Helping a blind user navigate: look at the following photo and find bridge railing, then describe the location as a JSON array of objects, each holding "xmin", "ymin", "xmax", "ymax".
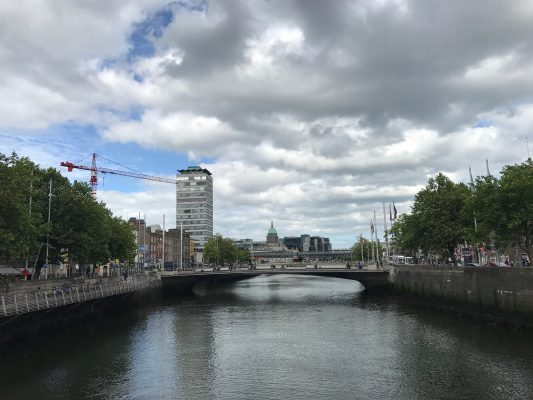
[{"xmin": 0, "ymin": 275, "xmax": 160, "ymax": 318}]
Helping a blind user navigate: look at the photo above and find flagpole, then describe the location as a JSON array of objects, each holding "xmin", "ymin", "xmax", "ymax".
[
  {"xmin": 389, "ymin": 203, "xmax": 393, "ymax": 262},
  {"xmin": 373, "ymin": 210, "xmax": 380, "ymax": 268},
  {"xmin": 382, "ymin": 202, "xmax": 389, "ymax": 264},
  {"xmin": 360, "ymin": 233, "xmax": 364, "ymax": 264},
  {"xmin": 370, "ymin": 219, "xmax": 375, "ymax": 265}
]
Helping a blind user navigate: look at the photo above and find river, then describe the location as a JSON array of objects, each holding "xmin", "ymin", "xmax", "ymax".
[{"xmin": 1, "ymin": 275, "xmax": 533, "ymax": 399}]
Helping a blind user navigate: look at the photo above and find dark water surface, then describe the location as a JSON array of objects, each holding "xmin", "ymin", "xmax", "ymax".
[{"xmin": 2, "ymin": 275, "xmax": 533, "ymax": 399}]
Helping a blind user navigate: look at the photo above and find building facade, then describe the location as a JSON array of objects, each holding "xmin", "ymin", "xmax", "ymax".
[
  {"xmin": 281, "ymin": 234, "xmax": 331, "ymax": 252},
  {"xmin": 164, "ymin": 227, "xmax": 193, "ymax": 269},
  {"xmin": 176, "ymin": 166, "xmax": 213, "ymax": 253},
  {"xmin": 128, "ymin": 218, "xmax": 192, "ymax": 269},
  {"xmin": 128, "ymin": 217, "xmax": 150, "ymax": 268}
]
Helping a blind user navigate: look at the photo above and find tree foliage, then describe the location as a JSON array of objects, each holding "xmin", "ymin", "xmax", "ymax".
[
  {"xmin": 0, "ymin": 152, "xmax": 136, "ymax": 277},
  {"xmin": 203, "ymin": 234, "xmax": 241, "ymax": 265},
  {"xmin": 0, "ymin": 153, "xmax": 41, "ymax": 264},
  {"xmin": 409, "ymin": 173, "xmax": 470, "ymax": 263},
  {"xmin": 389, "ymin": 213, "xmax": 421, "ymax": 256},
  {"xmin": 465, "ymin": 159, "xmax": 533, "ymax": 262},
  {"xmin": 392, "ymin": 161, "xmax": 533, "ymax": 264}
]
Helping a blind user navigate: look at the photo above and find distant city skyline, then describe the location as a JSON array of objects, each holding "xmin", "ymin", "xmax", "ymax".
[{"xmin": 2, "ymin": 1, "xmax": 533, "ymax": 248}]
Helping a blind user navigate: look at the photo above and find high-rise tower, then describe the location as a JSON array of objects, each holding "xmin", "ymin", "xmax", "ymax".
[{"xmin": 176, "ymin": 166, "xmax": 213, "ymax": 254}]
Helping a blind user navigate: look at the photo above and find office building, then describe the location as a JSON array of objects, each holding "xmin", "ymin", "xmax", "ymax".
[
  {"xmin": 176, "ymin": 166, "xmax": 213, "ymax": 253},
  {"xmin": 282, "ymin": 234, "xmax": 331, "ymax": 252}
]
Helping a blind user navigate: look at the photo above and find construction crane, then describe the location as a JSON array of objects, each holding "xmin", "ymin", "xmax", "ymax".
[{"xmin": 60, "ymin": 153, "xmax": 175, "ymax": 198}]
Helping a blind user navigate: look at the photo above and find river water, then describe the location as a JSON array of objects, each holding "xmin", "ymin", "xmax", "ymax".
[{"xmin": 2, "ymin": 275, "xmax": 533, "ymax": 399}]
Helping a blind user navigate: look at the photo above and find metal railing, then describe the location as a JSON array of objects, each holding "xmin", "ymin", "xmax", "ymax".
[{"xmin": 0, "ymin": 276, "xmax": 160, "ymax": 317}]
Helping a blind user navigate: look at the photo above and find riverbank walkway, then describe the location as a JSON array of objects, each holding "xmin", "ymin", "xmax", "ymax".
[{"xmin": 0, "ymin": 273, "xmax": 160, "ymax": 318}]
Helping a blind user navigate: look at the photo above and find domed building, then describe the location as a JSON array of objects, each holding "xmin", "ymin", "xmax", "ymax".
[{"xmin": 266, "ymin": 221, "xmax": 279, "ymax": 246}]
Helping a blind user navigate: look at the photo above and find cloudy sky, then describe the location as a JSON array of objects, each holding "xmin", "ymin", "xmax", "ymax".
[{"xmin": 1, "ymin": 1, "xmax": 532, "ymax": 248}]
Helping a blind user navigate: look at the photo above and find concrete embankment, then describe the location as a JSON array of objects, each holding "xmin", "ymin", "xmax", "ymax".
[
  {"xmin": 0, "ymin": 274, "xmax": 160, "ymax": 345},
  {"xmin": 390, "ymin": 265, "xmax": 533, "ymax": 327}
]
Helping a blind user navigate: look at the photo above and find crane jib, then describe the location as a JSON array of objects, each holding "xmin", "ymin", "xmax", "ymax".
[{"xmin": 60, "ymin": 156, "xmax": 176, "ymax": 199}]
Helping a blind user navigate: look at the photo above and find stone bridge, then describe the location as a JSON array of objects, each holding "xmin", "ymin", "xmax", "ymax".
[{"xmin": 161, "ymin": 269, "xmax": 390, "ymax": 293}]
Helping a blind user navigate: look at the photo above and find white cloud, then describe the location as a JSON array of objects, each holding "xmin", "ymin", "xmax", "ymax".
[{"xmin": 2, "ymin": 0, "xmax": 533, "ymax": 247}]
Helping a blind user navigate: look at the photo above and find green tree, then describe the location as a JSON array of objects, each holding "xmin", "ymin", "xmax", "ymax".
[
  {"xmin": 237, "ymin": 248, "xmax": 251, "ymax": 263},
  {"xmin": 389, "ymin": 213, "xmax": 421, "ymax": 256},
  {"xmin": 203, "ymin": 234, "xmax": 239, "ymax": 265},
  {"xmin": 0, "ymin": 152, "xmax": 136, "ymax": 278},
  {"xmin": 499, "ymin": 159, "xmax": 533, "ymax": 262},
  {"xmin": 462, "ymin": 175, "xmax": 502, "ymax": 247},
  {"xmin": 107, "ymin": 216, "xmax": 137, "ymax": 263},
  {"xmin": 0, "ymin": 153, "xmax": 47, "ymax": 267},
  {"xmin": 463, "ymin": 159, "xmax": 533, "ymax": 263},
  {"xmin": 398, "ymin": 173, "xmax": 470, "ymax": 264}
]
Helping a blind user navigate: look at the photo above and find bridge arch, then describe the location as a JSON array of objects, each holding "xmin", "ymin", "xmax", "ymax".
[{"xmin": 161, "ymin": 270, "xmax": 390, "ymax": 293}]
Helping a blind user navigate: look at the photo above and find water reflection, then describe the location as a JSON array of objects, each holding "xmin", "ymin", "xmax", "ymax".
[{"xmin": 1, "ymin": 275, "xmax": 533, "ymax": 399}]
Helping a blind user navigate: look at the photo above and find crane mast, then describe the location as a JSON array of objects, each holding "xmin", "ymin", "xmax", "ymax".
[{"xmin": 60, "ymin": 153, "xmax": 175, "ymax": 198}]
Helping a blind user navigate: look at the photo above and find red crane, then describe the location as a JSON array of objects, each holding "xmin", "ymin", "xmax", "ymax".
[{"xmin": 60, "ymin": 153, "xmax": 175, "ymax": 198}]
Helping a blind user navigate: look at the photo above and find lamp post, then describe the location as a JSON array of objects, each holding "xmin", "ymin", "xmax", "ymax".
[
  {"xmin": 137, "ymin": 212, "xmax": 141, "ymax": 273},
  {"xmin": 45, "ymin": 178, "xmax": 52, "ymax": 279},
  {"xmin": 142, "ymin": 214, "xmax": 146, "ymax": 272},
  {"xmin": 180, "ymin": 222, "xmax": 183, "ymax": 271},
  {"xmin": 162, "ymin": 214, "xmax": 165, "ymax": 271},
  {"xmin": 25, "ymin": 173, "xmax": 33, "ymax": 274}
]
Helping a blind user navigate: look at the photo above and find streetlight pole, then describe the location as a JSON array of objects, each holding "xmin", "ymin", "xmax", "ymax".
[
  {"xmin": 162, "ymin": 214, "xmax": 165, "ymax": 271},
  {"xmin": 137, "ymin": 212, "xmax": 141, "ymax": 273},
  {"xmin": 25, "ymin": 173, "xmax": 33, "ymax": 275},
  {"xmin": 143, "ymin": 214, "xmax": 147, "ymax": 271},
  {"xmin": 45, "ymin": 178, "xmax": 52, "ymax": 279}
]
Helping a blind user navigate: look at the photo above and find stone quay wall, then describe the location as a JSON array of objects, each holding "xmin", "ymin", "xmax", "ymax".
[{"xmin": 390, "ymin": 265, "xmax": 533, "ymax": 326}]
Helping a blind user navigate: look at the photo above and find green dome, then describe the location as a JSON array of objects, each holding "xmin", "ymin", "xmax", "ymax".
[{"xmin": 267, "ymin": 221, "xmax": 277, "ymax": 235}]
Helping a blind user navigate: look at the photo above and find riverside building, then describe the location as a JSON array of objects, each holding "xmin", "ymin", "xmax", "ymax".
[
  {"xmin": 282, "ymin": 234, "xmax": 331, "ymax": 252},
  {"xmin": 176, "ymin": 166, "xmax": 213, "ymax": 255}
]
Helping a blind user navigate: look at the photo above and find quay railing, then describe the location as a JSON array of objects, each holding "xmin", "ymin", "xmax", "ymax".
[{"xmin": 0, "ymin": 275, "xmax": 160, "ymax": 318}]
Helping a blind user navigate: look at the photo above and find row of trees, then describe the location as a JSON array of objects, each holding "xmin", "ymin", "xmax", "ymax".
[
  {"xmin": 390, "ymin": 159, "xmax": 533, "ymax": 264},
  {"xmin": 202, "ymin": 234, "xmax": 251, "ymax": 266},
  {"xmin": 0, "ymin": 152, "xmax": 136, "ymax": 278}
]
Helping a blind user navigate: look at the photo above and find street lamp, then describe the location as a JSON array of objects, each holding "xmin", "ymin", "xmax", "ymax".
[
  {"xmin": 33, "ymin": 243, "xmax": 56, "ymax": 279},
  {"xmin": 45, "ymin": 178, "xmax": 52, "ymax": 279}
]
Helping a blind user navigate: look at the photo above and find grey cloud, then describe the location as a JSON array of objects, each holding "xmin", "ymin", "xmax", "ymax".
[
  {"xmin": 161, "ymin": 0, "xmax": 252, "ymax": 77},
  {"xmin": 160, "ymin": 0, "xmax": 533, "ymax": 134}
]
